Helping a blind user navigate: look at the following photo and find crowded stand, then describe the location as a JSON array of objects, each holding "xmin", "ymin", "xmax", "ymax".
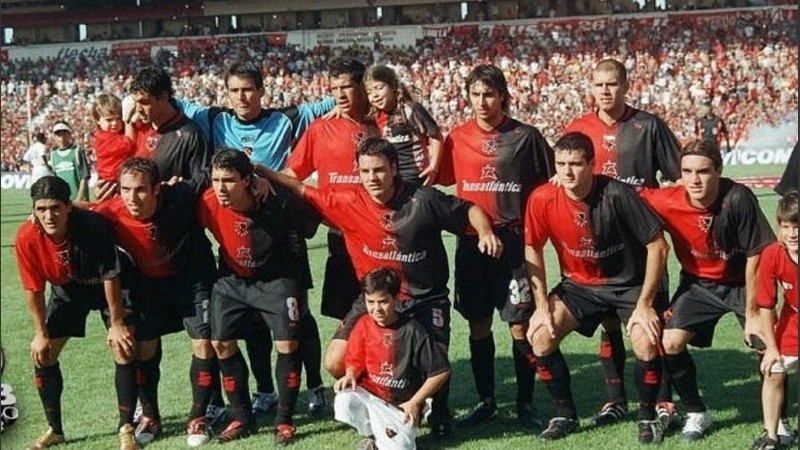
[{"xmin": 1, "ymin": 6, "xmax": 796, "ymax": 174}]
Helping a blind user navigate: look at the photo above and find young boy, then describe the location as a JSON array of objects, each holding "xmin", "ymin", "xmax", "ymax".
[
  {"xmin": 91, "ymin": 93, "xmax": 136, "ymax": 183},
  {"xmin": 333, "ymin": 268, "xmax": 451, "ymax": 450},
  {"xmin": 752, "ymin": 191, "xmax": 798, "ymax": 450}
]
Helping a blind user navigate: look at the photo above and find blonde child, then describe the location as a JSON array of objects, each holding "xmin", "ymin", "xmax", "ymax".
[{"xmin": 90, "ymin": 93, "xmax": 136, "ymax": 183}]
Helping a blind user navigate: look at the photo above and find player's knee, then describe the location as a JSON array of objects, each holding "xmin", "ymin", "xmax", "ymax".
[
  {"xmin": 661, "ymin": 332, "xmax": 686, "ymax": 355},
  {"xmin": 531, "ymin": 329, "xmax": 557, "ymax": 356},
  {"xmin": 191, "ymin": 339, "xmax": 215, "ymax": 359},
  {"xmin": 468, "ymin": 318, "xmax": 493, "ymax": 339},
  {"xmin": 764, "ymin": 370, "xmax": 786, "ymax": 387},
  {"xmin": 509, "ymin": 321, "xmax": 527, "ymax": 340},
  {"xmin": 324, "ymin": 342, "xmax": 346, "ymax": 378},
  {"xmin": 274, "ymin": 340, "xmax": 298, "ymax": 354},
  {"xmin": 137, "ymin": 339, "xmax": 159, "ymax": 361},
  {"xmin": 212, "ymin": 340, "xmax": 238, "ymax": 359},
  {"xmin": 630, "ymin": 333, "xmax": 658, "ymax": 361}
]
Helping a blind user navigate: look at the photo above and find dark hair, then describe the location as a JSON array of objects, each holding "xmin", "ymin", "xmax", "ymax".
[
  {"xmin": 554, "ymin": 132, "xmax": 595, "ymax": 162},
  {"xmin": 595, "ymin": 58, "xmax": 628, "ymax": 84},
  {"xmin": 119, "ymin": 157, "xmax": 161, "ymax": 186},
  {"xmin": 328, "ymin": 57, "xmax": 366, "ymax": 85},
  {"xmin": 129, "ymin": 67, "xmax": 173, "ymax": 98},
  {"xmin": 465, "ymin": 64, "xmax": 510, "ymax": 112},
  {"xmin": 361, "ymin": 267, "xmax": 401, "ymax": 297},
  {"xmin": 681, "ymin": 140, "xmax": 723, "ymax": 171},
  {"xmin": 211, "ymin": 148, "xmax": 253, "ymax": 180},
  {"xmin": 225, "ymin": 61, "xmax": 263, "ymax": 90},
  {"xmin": 34, "ymin": 132, "xmax": 46, "ymax": 143},
  {"xmin": 777, "ymin": 191, "xmax": 798, "ymax": 224},
  {"xmin": 31, "ymin": 175, "xmax": 71, "ymax": 203},
  {"xmin": 365, "ymin": 65, "xmax": 417, "ymax": 129},
  {"xmin": 356, "ymin": 137, "xmax": 399, "ymax": 170}
]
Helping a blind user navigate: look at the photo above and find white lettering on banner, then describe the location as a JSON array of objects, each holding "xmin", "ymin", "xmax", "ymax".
[
  {"xmin": 722, "ymin": 147, "xmax": 792, "ymax": 166},
  {"xmin": 1, "ymin": 173, "xmax": 98, "ymax": 190}
]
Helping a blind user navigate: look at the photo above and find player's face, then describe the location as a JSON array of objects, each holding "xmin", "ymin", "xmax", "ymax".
[
  {"xmin": 365, "ymin": 80, "xmax": 396, "ymax": 112},
  {"xmin": 33, "ymin": 199, "xmax": 71, "ymax": 241},
  {"xmin": 226, "ymin": 75, "xmax": 264, "ymax": 121},
  {"xmin": 680, "ymin": 155, "xmax": 721, "ymax": 207},
  {"xmin": 119, "ymin": 171, "xmax": 160, "ymax": 221},
  {"xmin": 555, "ymin": 150, "xmax": 593, "ymax": 193},
  {"xmin": 131, "ymin": 91, "xmax": 170, "ymax": 128},
  {"xmin": 330, "ymin": 74, "xmax": 364, "ymax": 116},
  {"xmin": 211, "ymin": 167, "xmax": 250, "ymax": 209},
  {"xmin": 591, "ymin": 69, "xmax": 628, "ymax": 114},
  {"xmin": 778, "ymin": 220, "xmax": 798, "ymax": 254},
  {"xmin": 468, "ymin": 81, "xmax": 504, "ymax": 126},
  {"xmin": 358, "ymin": 154, "xmax": 398, "ymax": 204},
  {"xmin": 364, "ymin": 290, "xmax": 398, "ymax": 327},
  {"xmin": 54, "ymin": 131, "xmax": 72, "ymax": 148},
  {"xmin": 97, "ymin": 113, "xmax": 123, "ymax": 134}
]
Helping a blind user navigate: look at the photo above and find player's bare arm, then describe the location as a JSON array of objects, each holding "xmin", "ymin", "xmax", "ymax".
[
  {"xmin": 525, "ymin": 244, "xmax": 553, "ymax": 341},
  {"xmin": 757, "ymin": 307, "xmax": 781, "ymax": 374},
  {"xmin": 333, "ymin": 368, "xmax": 360, "ymax": 393},
  {"xmin": 254, "ymin": 164, "xmax": 307, "ymax": 197},
  {"xmin": 102, "ymin": 276, "xmax": 134, "ymax": 360},
  {"xmin": 626, "ymin": 232, "xmax": 669, "ymax": 345},
  {"xmin": 399, "ymin": 370, "xmax": 450, "ymax": 426},
  {"xmin": 24, "ymin": 290, "xmax": 51, "ymax": 367},
  {"xmin": 467, "ymin": 204, "xmax": 503, "ymax": 258},
  {"xmin": 744, "ymin": 253, "xmax": 764, "ymax": 346},
  {"xmin": 418, "ymin": 132, "xmax": 444, "ymax": 186}
]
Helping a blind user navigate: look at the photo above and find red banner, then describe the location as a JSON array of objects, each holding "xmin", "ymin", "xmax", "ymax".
[{"xmin": 110, "ymin": 41, "xmax": 151, "ymax": 58}]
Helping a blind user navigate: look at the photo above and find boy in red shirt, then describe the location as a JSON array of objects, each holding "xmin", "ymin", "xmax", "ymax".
[{"xmin": 91, "ymin": 93, "xmax": 136, "ymax": 184}]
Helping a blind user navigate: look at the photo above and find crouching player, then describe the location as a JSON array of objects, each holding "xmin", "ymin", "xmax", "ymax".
[
  {"xmin": 334, "ymin": 268, "xmax": 450, "ymax": 450},
  {"xmin": 751, "ymin": 191, "xmax": 798, "ymax": 450}
]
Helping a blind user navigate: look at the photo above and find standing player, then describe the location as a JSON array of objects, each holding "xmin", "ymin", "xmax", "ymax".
[
  {"xmin": 16, "ymin": 176, "xmax": 138, "ymax": 450},
  {"xmin": 641, "ymin": 140, "xmax": 775, "ymax": 441},
  {"xmin": 197, "ymin": 150, "xmax": 321, "ymax": 444},
  {"xmin": 334, "ymin": 268, "xmax": 450, "ymax": 450},
  {"xmin": 23, "ymin": 132, "xmax": 52, "ymax": 185},
  {"xmin": 564, "ymin": 58, "xmax": 682, "ymax": 428},
  {"xmin": 775, "ymin": 141, "xmax": 797, "ymax": 197},
  {"xmin": 437, "ymin": 64, "xmax": 554, "ymax": 429},
  {"xmin": 525, "ymin": 132, "xmax": 669, "ymax": 443},
  {"xmin": 91, "ymin": 158, "xmax": 220, "ymax": 447},
  {"xmin": 695, "ymin": 104, "xmax": 731, "ymax": 153},
  {"xmin": 261, "ymin": 137, "xmax": 502, "ymax": 437},
  {"xmin": 49, "ymin": 121, "xmax": 90, "ymax": 202}
]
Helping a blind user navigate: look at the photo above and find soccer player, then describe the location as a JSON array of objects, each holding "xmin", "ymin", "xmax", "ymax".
[
  {"xmin": 49, "ymin": 121, "xmax": 90, "ymax": 202},
  {"xmin": 525, "ymin": 132, "xmax": 669, "ymax": 443},
  {"xmin": 175, "ymin": 61, "xmax": 332, "ymax": 418},
  {"xmin": 260, "ymin": 137, "xmax": 502, "ymax": 437},
  {"xmin": 197, "ymin": 149, "xmax": 320, "ymax": 445},
  {"xmin": 437, "ymin": 64, "xmax": 554, "ymax": 429},
  {"xmin": 16, "ymin": 176, "xmax": 138, "ymax": 450},
  {"xmin": 640, "ymin": 140, "xmax": 775, "ymax": 441},
  {"xmin": 751, "ymin": 191, "xmax": 798, "ymax": 450},
  {"xmin": 91, "ymin": 158, "xmax": 220, "ymax": 447},
  {"xmin": 695, "ymin": 104, "xmax": 731, "ymax": 153},
  {"xmin": 333, "ymin": 268, "xmax": 450, "ymax": 450},
  {"xmin": 23, "ymin": 132, "xmax": 52, "ymax": 184},
  {"xmin": 564, "ymin": 58, "xmax": 682, "ymax": 428}
]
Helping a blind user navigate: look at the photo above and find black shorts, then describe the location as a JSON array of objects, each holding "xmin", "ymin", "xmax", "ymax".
[
  {"xmin": 135, "ymin": 273, "xmax": 212, "ymax": 341},
  {"xmin": 552, "ymin": 279, "xmax": 668, "ymax": 338},
  {"xmin": 454, "ymin": 227, "xmax": 532, "ymax": 323},
  {"xmin": 211, "ymin": 275, "xmax": 306, "ymax": 342},
  {"xmin": 45, "ymin": 282, "xmax": 137, "ymax": 339},
  {"xmin": 664, "ymin": 273, "xmax": 745, "ymax": 348},
  {"xmin": 321, "ymin": 228, "xmax": 361, "ymax": 320},
  {"xmin": 332, "ymin": 296, "xmax": 451, "ymax": 346}
]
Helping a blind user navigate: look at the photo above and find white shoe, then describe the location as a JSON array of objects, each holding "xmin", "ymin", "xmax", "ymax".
[
  {"xmin": 681, "ymin": 411, "xmax": 712, "ymax": 441},
  {"xmin": 251, "ymin": 391, "xmax": 278, "ymax": 414},
  {"xmin": 778, "ymin": 418, "xmax": 796, "ymax": 445}
]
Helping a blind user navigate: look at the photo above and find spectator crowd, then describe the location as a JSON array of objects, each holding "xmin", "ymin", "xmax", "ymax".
[{"xmin": 1, "ymin": 8, "xmax": 796, "ymax": 173}]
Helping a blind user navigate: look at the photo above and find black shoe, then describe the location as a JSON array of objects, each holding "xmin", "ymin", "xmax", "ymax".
[
  {"xmin": 593, "ymin": 402, "xmax": 628, "ymax": 427},
  {"xmin": 516, "ymin": 403, "xmax": 545, "ymax": 430},
  {"xmin": 750, "ymin": 433, "xmax": 783, "ymax": 450},
  {"xmin": 638, "ymin": 420, "xmax": 664, "ymax": 444},
  {"xmin": 656, "ymin": 401, "xmax": 683, "ymax": 433},
  {"xmin": 429, "ymin": 416, "xmax": 453, "ymax": 439},
  {"xmin": 456, "ymin": 401, "xmax": 496, "ymax": 427},
  {"xmin": 539, "ymin": 417, "xmax": 579, "ymax": 441}
]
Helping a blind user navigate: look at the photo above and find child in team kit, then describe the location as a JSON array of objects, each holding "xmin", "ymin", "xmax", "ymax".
[
  {"xmin": 364, "ymin": 65, "xmax": 444, "ymax": 186},
  {"xmin": 333, "ymin": 268, "xmax": 450, "ymax": 450},
  {"xmin": 751, "ymin": 191, "xmax": 799, "ymax": 450},
  {"xmin": 90, "ymin": 93, "xmax": 136, "ymax": 184}
]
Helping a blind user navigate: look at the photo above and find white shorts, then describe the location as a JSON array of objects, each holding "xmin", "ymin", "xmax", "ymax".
[
  {"xmin": 334, "ymin": 387, "xmax": 417, "ymax": 450},
  {"xmin": 770, "ymin": 355, "xmax": 798, "ymax": 374}
]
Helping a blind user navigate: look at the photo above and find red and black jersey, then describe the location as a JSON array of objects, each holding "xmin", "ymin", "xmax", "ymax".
[
  {"xmin": 93, "ymin": 182, "xmax": 215, "ymax": 279},
  {"xmin": 346, "ymin": 314, "xmax": 449, "ymax": 405},
  {"xmin": 147, "ymin": 110, "xmax": 213, "ymax": 195},
  {"xmin": 303, "ymin": 183, "xmax": 470, "ymax": 302},
  {"xmin": 695, "ymin": 114, "xmax": 728, "ymax": 146},
  {"xmin": 286, "ymin": 117, "xmax": 378, "ymax": 190},
  {"xmin": 525, "ymin": 176, "xmax": 663, "ymax": 287},
  {"xmin": 197, "ymin": 186, "xmax": 320, "ymax": 285},
  {"xmin": 565, "ymin": 106, "xmax": 680, "ymax": 188},
  {"xmin": 756, "ymin": 242, "xmax": 798, "ymax": 356},
  {"xmin": 91, "ymin": 130, "xmax": 136, "ymax": 182},
  {"xmin": 375, "ymin": 102, "xmax": 440, "ymax": 182},
  {"xmin": 641, "ymin": 178, "xmax": 775, "ymax": 285},
  {"xmin": 15, "ymin": 208, "xmax": 120, "ymax": 292},
  {"xmin": 438, "ymin": 117, "xmax": 554, "ymax": 228}
]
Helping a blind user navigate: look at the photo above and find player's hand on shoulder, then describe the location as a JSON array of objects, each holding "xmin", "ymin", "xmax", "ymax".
[
  {"xmin": 549, "ymin": 173, "xmax": 561, "ymax": 186},
  {"xmin": 322, "ymin": 105, "xmax": 343, "ymax": 120},
  {"xmin": 93, "ymin": 179, "xmax": 118, "ymax": 202},
  {"xmin": 250, "ymin": 175, "xmax": 276, "ymax": 204}
]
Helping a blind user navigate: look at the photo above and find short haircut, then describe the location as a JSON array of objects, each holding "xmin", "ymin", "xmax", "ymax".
[
  {"xmin": 225, "ymin": 61, "xmax": 263, "ymax": 90},
  {"xmin": 465, "ymin": 64, "xmax": 510, "ymax": 112},
  {"xmin": 594, "ymin": 58, "xmax": 628, "ymax": 84},
  {"xmin": 211, "ymin": 148, "xmax": 253, "ymax": 180},
  {"xmin": 356, "ymin": 137, "xmax": 399, "ymax": 169},
  {"xmin": 92, "ymin": 93, "xmax": 122, "ymax": 124},
  {"xmin": 328, "ymin": 57, "xmax": 366, "ymax": 85},
  {"xmin": 681, "ymin": 140, "xmax": 722, "ymax": 171},
  {"xmin": 31, "ymin": 175, "xmax": 71, "ymax": 203},
  {"xmin": 361, "ymin": 267, "xmax": 401, "ymax": 297},
  {"xmin": 119, "ymin": 157, "xmax": 161, "ymax": 186},
  {"xmin": 777, "ymin": 190, "xmax": 798, "ymax": 224},
  {"xmin": 129, "ymin": 67, "xmax": 173, "ymax": 98},
  {"xmin": 554, "ymin": 132, "xmax": 595, "ymax": 162}
]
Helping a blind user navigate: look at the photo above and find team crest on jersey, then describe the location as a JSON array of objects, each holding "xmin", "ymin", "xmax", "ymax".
[
  {"xmin": 234, "ymin": 220, "xmax": 251, "ymax": 237},
  {"xmin": 579, "ymin": 237, "xmax": 594, "ymax": 248},
  {"xmin": 236, "ymin": 246, "xmax": 252, "ymax": 260},
  {"xmin": 380, "ymin": 212, "xmax": 395, "ymax": 230},
  {"xmin": 56, "ymin": 249, "xmax": 70, "ymax": 266},
  {"xmin": 633, "ymin": 121, "xmax": 643, "ymax": 130},
  {"xmin": 381, "ymin": 332, "xmax": 395, "ymax": 348},
  {"xmin": 146, "ymin": 224, "xmax": 159, "ymax": 241},
  {"xmin": 698, "ymin": 215, "xmax": 713, "ymax": 232},
  {"xmin": 382, "ymin": 236, "xmax": 399, "ymax": 250},
  {"xmin": 385, "ymin": 427, "xmax": 397, "ymax": 439},
  {"xmin": 603, "ymin": 134, "xmax": 616, "ymax": 151},
  {"xmin": 351, "ymin": 129, "xmax": 368, "ymax": 146},
  {"xmin": 481, "ymin": 136, "xmax": 499, "ymax": 156},
  {"xmin": 379, "ymin": 361, "xmax": 394, "ymax": 377},
  {"xmin": 601, "ymin": 161, "xmax": 618, "ymax": 178},
  {"xmin": 574, "ymin": 212, "xmax": 588, "ymax": 228},
  {"xmin": 480, "ymin": 164, "xmax": 498, "ymax": 181}
]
